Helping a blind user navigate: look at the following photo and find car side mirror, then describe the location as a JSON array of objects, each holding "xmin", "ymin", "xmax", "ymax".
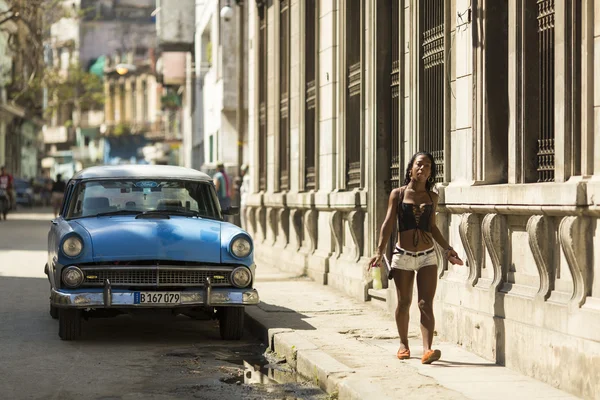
[{"xmin": 222, "ymin": 206, "xmax": 239, "ymax": 215}]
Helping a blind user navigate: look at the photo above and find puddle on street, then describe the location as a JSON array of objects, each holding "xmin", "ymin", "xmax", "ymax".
[
  {"xmin": 218, "ymin": 348, "xmax": 299, "ymax": 386},
  {"xmin": 204, "ymin": 344, "xmax": 328, "ymax": 399}
]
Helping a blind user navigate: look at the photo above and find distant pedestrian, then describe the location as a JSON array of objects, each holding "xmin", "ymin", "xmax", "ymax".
[
  {"xmin": 368, "ymin": 151, "xmax": 463, "ymax": 365},
  {"xmin": 51, "ymin": 174, "xmax": 66, "ymax": 217},
  {"xmin": 0, "ymin": 166, "xmax": 15, "ymax": 210},
  {"xmin": 213, "ymin": 162, "xmax": 232, "ymax": 211},
  {"xmin": 239, "ymin": 164, "xmax": 250, "ymax": 230}
]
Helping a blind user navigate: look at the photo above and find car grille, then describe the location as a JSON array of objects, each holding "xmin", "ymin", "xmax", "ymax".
[{"xmin": 80, "ymin": 266, "xmax": 232, "ymax": 288}]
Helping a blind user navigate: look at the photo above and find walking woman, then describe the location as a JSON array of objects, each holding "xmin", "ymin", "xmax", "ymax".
[{"xmin": 368, "ymin": 151, "xmax": 462, "ymax": 364}]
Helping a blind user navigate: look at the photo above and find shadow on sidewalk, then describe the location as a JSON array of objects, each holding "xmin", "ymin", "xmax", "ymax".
[{"xmin": 252, "ymin": 301, "xmax": 316, "ymax": 331}]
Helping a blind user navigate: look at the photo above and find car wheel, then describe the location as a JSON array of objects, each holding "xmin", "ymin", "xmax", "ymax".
[
  {"xmin": 58, "ymin": 309, "xmax": 82, "ymax": 340},
  {"xmin": 50, "ymin": 304, "xmax": 59, "ymax": 319},
  {"xmin": 218, "ymin": 307, "xmax": 245, "ymax": 340}
]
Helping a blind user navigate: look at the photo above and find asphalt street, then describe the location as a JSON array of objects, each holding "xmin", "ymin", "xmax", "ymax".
[{"xmin": 0, "ymin": 207, "xmax": 326, "ymax": 400}]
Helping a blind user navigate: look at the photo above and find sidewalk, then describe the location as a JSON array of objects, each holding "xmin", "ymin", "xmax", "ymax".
[{"xmin": 246, "ymin": 264, "xmax": 580, "ymax": 400}]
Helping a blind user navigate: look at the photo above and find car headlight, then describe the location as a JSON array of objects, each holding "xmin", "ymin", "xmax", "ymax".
[
  {"xmin": 62, "ymin": 266, "xmax": 84, "ymax": 288},
  {"xmin": 230, "ymin": 237, "xmax": 252, "ymax": 258},
  {"xmin": 62, "ymin": 236, "xmax": 83, "ymax": 258},
  {"xmin": 231, "ymin": 266, "xmax": 252, "ymax": 288}
]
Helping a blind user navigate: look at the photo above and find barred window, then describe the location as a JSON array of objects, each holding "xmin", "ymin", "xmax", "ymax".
[
  {"xmin": 304, "ymin": 0, "xmax": 317, "ymax": 191},
  {"xmin": 419, "ymin": 0, "xmax": 445, "ymax": 183},
  {"xmin": 279, "ymin": 0, "xmax": 290, "ymax": 191},
  {"xmin": 258, "ymin": 6, "xmax": 268, "ymax": 191},
  {"xmin": 345, "ymin": 0, "xmax": 363, "ymax": 189}
]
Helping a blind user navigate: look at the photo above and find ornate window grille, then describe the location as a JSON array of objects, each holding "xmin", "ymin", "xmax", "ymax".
[
  {"xmin": 279, "ymin": 0, "xmax": 290, "ymax": 191},
  {"xmin": 304, "ymin": 0, "xmax": 317, "ymax": 191},
  {"xmin": 346, "ymin": 0, "xmax": 362, "ymax": 189},
  {"xmin": 258, "ymin": 7, "xmax": 268, "ymax": 191},
  {"xmin": 390, "ymin": 0, "xmax": 400, "ymax": 190},
  {"xmin": 420, "ymin": 0, "xmax": 445, "ymax": 183},
  {"xmin": 537, "ymin": 0, "xmax": 555, "ymax": 182}
]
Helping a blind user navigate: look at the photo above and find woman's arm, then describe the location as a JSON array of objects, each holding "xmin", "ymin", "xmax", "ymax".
[{"xmin": 368, "ymin": 188, "xmax": 401, "ymax": 268}]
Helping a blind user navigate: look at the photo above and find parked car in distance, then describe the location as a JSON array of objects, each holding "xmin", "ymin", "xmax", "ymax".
[
  {"xmin": 45, "ymin": 165, "xmax": 258, "ymax": 341},
  {"xmin": 14, "ymin": 178, "xmax": 34, "ymax": 208}
]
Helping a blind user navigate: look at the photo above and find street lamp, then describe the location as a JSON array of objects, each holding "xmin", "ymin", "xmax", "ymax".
[
  {"xmin": 115, "ymin": 63, "xmax": 136, "ymax": 75},
  {"xmin": 220, "ymin": 3, "xmax": 234, "ymax": 22},
  {"xmin": 221, "ymin": 0, "xmax": 245, "ymax": 227}
]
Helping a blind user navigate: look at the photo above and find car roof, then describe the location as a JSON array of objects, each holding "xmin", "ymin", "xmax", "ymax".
[{"xmin": 72, "ymin": 165, "xmax": 212, "ymax": 181}]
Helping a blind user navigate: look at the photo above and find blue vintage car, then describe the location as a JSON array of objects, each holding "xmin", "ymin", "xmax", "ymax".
[{"xmin": 45, "ymin": 165, "xmax": 258, "ymax": 341}]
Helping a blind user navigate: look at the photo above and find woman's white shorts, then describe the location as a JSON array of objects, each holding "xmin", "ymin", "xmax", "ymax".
[{"xmin": 391, "ymin": 246, "xmax": 437, "ymax": 271}]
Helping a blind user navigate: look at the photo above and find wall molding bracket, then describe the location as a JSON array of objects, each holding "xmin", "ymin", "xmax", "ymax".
[
  {"xmin": 526, "ymin": 215, "xmax": 556, "ymax": 301},
  {"xmin": 482, "ymin": 213, "xmax": 508, "ymax": 290},
  {"xmin": 459, "ymin": 213, "xmax": 483, "ymax": 287},
  {"xmin": 558, "ymin": 216, "xmax": 591, "ymax": 307}
]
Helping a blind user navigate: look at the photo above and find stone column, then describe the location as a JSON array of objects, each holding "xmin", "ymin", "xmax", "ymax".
[
  {"xmin": 289, "ymin": 0, "xmax": 301, "ymax": 192},
  {"xmin": 594, "ymin": 1, "xmax": 600, "ymax": 176},
  {"xmin": 318, "ymin": 0, "xmax": 339, "ymax": 194},
  {"xmin": 452, "ymin": 0, "xmax": 474, "ymax": 182},
  {"xmin": 580, "ymin": 0, "xmax": 595, "ymax": 176},
  {"xmin": 268, "ymin": 2, "xmax": 278, "ymax": 193},
  {"xmin": 104, "ymin": 81, "xmax": 113, "ymax": 124},
  {"xmin": 507, "ymin": 0, "xmax": 539, "ymax": 184},
  {"xmin": 125, "ymin": 78, "xmax": 133, "ymax": 124}
]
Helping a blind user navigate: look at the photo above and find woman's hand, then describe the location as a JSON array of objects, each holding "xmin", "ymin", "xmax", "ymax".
[
  {"xmin": 444, "ymin": 247, "xmax": 464, "ymax": 266},
  {"xmin": 367, "ymin": 253, "xmax": 383, "ymax": 270}
]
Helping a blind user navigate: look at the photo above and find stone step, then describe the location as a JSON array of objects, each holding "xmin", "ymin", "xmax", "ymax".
[{"xmin": 368, "ymin": 288, "xmax": 388, "ymax": 310}]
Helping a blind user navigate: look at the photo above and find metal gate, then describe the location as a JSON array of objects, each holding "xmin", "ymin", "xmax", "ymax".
[
  {"xmin": 279, "ymin": 0, "xmax": 290, "ymax": 191},
  {"xmin": 346, "ymin": 0, "xmax": 362, "ymax": 189},
  {"xmin": 258, "ymin": 7, "xmax": 268, "ymax": 191},
  {"xmin": 420, "ymin": 0, "xmax": 445, "ymax": 183},
  {"xmin": 537, "ymin": 0, "xmax": 555, "ymax": 182},
  {"xmin": 305, "ymin": 0, "xmax": 317, "ymax": 191}
]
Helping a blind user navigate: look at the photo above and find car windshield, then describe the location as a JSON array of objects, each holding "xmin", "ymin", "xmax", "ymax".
[{"xmin": 64, "ymin": 179, "xmax": 221, "ymax": 220}]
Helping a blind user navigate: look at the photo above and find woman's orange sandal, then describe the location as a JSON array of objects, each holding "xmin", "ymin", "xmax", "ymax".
[
  {"xmin": 397, "ymin": 348, "xmax": 411, "ymax": 360},
  {"xmin": 421, "ymin": 349, "xmax": 441, "ymax": 364}
]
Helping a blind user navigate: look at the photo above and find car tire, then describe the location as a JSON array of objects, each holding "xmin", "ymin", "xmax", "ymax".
[
  {"xmin": 50, "ymin": 304, "xmax": 59, "ymax": 319},
  {"xmin": 218, "ymin": 307, "xmax": 244, "ymax": 340},
  {"xmin": 58, "ymin": 309, "xmax": 82, "ymax": 340}
]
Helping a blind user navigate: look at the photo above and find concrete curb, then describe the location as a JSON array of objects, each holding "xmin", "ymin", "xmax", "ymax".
[{"xmin": 245, "ymin": 305, "xmax": 387, "ymax": 399}]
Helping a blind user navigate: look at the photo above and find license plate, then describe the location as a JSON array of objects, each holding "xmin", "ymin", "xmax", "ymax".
[{"xmin": 134, "ymin": 292, "xmax": 181, "ymax": 304}]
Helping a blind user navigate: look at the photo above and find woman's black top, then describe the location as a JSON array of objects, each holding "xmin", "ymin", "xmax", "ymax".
[{"xmin": 397, "ymin": 189, "xmax": 434, "ymax": 246}]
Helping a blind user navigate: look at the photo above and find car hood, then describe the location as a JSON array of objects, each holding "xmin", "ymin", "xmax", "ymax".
[{"xmin": 73, "ymin": 216, "xmax": 222, "ymax": 263}]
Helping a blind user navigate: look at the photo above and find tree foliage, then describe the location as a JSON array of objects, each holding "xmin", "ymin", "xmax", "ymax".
[
  {"xmin": 11, "ymin": 62, "xmax": 105, "ymax": 118},
  {"xmin": 1, "ymin": 1, "xmax": 102, "ymax": 120}
]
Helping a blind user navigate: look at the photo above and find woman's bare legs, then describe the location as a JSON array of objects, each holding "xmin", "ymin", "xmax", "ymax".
[
  {"xmin": 392, "ymin": 268, "xmax": 415, "ymax": 351},
  {"xmin": 416, "ymin": 264, "xmax": 438, "ymax": 351}
]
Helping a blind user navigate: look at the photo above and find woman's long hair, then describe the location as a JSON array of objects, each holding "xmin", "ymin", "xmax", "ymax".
[{"xmin": 402, "ymin": 151, "xmax": 437, "ymax": 192}]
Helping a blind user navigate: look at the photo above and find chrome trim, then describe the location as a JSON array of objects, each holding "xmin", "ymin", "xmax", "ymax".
[
  {"xmin": 50, "ymin": 287, "xmax": 260, "ymax": 308},
  {"xmin": 230, "ymin": 266, "xmax": 252, "ymax": 288},
  {"xmin": 229, "ymin": 235, "xmax": 253, "ymax": 259},
  {"xmin": 61, "ymin": 236, "xmax": 83, "ymax": 258},
  {"xmin": 61, "ymin": 266, "xmax": 84, "ymax": 288},
  {"xmin": 78, "ymin": 265, "xmax": 235, "ymax": 288},
  {"xmin": 103, "ymin": 279, "xmax": 112, "ymax": 307},
  {"xmin": 205, "ymin": 277, "xmax": 212, "ymax": 306}
]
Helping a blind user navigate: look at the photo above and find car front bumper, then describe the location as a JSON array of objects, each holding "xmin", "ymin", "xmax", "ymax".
[{"xmin": 51, "ymin": 287, "xmax": 260, "ymax": 308}]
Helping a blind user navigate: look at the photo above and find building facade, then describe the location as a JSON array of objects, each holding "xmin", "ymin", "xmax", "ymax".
[
  {"xmin": 193, "ymin": 0, "xmax": 248, "ymax": 175},
  {"xmin": 0, "ymin": 0, "xmax": 44, "ymax": 178},
  {"xmin": 245, "ymin": 1, "xmax": 600, "ymax": 398}
]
